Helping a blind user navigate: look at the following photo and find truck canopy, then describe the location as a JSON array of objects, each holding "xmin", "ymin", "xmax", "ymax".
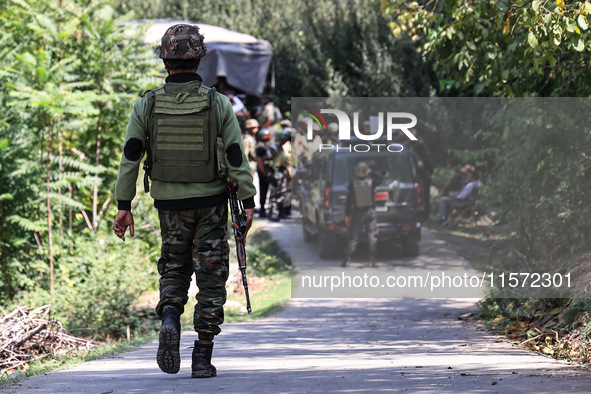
[{"xmin": 139, "ymin": 19, "xmax": 273, "ymax": 96}]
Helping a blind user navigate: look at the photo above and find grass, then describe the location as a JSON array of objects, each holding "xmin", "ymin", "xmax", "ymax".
[{"xmin": 225, "ymin": 271, "xmax": 291, "ymax": 322}]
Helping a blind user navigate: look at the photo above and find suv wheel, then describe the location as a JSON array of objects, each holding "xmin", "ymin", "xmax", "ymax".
[{"xmin": 401, "ymin": 239, "xmax": 420, "ymax": 258}]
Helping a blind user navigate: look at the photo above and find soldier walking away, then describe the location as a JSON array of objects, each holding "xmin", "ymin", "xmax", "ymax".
[
  {"xmin": 112, "ymin": 24, "xmax": 256, "ymax": 379},
  {"xmin": 342, "ymin": 162, "xmax": 384, "ymax": 268}
]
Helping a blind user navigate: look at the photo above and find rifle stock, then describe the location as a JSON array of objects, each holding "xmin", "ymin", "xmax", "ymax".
[{"xmin": 228, "ymin": 180, "xmax": 252, "ymax": 313}]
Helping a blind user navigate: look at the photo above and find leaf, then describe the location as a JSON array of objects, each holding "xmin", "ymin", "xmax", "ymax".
[
  {"xmin": 556, "ymin": 0, "xmax": 565, "ymax": 8},
  {"xmin": 528, "ymin": 32, "xmax": 539, "ymax": 48},
  {"xmin": 0, "ymin": 139, "xmax": 8, "ymax": 150},
  {"xmin": 578, "ymin": 15, "xmax": 589, "ymax": 30},
  {"xmin": 0, "ymin": 193, "xmax": 14, "ymax": 201},
  {"xmin": 475, "ymin": 83, "xmax": 484, "ymax": 95},
  {"xmin": 566, "ymin": 21, "xmax": 578, "ymax": 33},
  {"xmin": 573, "ymin": 38, "xmax": 585, "ymax": 51},
  {"xmin": 503, "ymin": 17, "xmax": 511, "ymax": 35},
  {"xmin": 7, "ymin": 215, "xmax": 47, "ymax": 232},
  {"xmin": 532, "ymin": 0, "xmax": 543, "ymax": 12}
]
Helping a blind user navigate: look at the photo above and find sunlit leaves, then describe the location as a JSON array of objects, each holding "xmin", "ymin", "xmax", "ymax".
[{"xmin": 384, "ymin": 0, "xmax": 591, "ymax": 97}]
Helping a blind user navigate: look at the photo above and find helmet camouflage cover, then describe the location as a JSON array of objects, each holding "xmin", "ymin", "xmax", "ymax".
[{"xmin": 157, "ymin": 24, "xmax": 207, "ymax": 60}]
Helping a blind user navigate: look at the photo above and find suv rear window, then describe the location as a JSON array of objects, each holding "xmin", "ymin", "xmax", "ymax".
[{"xmin": 332, "ymin": 153, "xmax": 414, "ymax": 185}]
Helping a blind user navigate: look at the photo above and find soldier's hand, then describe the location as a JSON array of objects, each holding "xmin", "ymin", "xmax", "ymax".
[
  {"xmin": 244, "ymin": 208, "xmax": 255, "ymax": 238},
  {"xmin": 345, "ymin": 216, "xmax": 351, "ymax": 227},
  {"xmin": 113, "ymin": 210, "xmax": 134, "ymax": 241},
  {"xmin": 231, "ymin": 208, "xmax": 255, "ymax": 239}
]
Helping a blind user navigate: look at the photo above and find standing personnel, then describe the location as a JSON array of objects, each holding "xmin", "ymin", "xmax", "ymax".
[
  {"xmin": 342, "ymin": 162, "xmax": 383, "ymax": 268},
  {"xmin": 242, "ymin": 118, "xmax": 259, "ymax": 173},
  {"xmin": 113, "ymin": 24, "xmax": 256, "ymax": 379},
  {"xmin": 255, "ymin": 128, "xmax": 272, "ymax": 217},
  {"xmin": 409, "ymin": 128, "xmax": 433, "ymax": 219}
]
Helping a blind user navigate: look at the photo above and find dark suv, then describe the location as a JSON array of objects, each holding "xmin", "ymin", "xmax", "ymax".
[{"xmin": 297, "ymin": 146, "xmax": 423, "ymax": 259}]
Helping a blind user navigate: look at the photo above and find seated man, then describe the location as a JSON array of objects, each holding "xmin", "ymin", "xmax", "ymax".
[{"xmin": 438, "ymin": 171, "xmax": 481, "ymax": 226}]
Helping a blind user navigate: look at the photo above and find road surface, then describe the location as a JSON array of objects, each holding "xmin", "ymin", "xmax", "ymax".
[{"xmin": 5, "ymin": 217, "xmax": 591, "ymax": 393}]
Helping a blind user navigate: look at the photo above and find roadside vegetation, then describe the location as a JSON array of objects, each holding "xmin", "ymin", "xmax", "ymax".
[{"xmin": 1, "ymin": 221, "xmax": 290, "ymax": 384}]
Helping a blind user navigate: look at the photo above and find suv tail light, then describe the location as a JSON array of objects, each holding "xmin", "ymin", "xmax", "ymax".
[
  {"xmin": 322, "ymin": 187, "xmax": 332, "ymax": 209},
  {"xmin": 414, "ymin": 183, "xmax": 423, "ymax": 205},
  {"xmin": 375, "ymin": 191, "xmax": 389, "ymax": 201}
]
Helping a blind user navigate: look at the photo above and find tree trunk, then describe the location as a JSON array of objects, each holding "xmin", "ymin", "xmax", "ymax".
[
  {"xmin": 92, "ymin": 112, "xmax": 102, "ymax": 230},
  {"xmin": 0, "ymin": 200, "xmax": 11, "ymax": 298},
  {"xmin": 46, "ymin": 131, "xmax": 54, "ymax": 295}
]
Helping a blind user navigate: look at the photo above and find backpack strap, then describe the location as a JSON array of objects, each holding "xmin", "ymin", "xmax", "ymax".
[
  {"xmin": 142, "ymin": 87, "xmax": 164, "ymax": 193},
  {"xmin": 209, "ymin": 88, "xmax": 228, "ymax": 179}
]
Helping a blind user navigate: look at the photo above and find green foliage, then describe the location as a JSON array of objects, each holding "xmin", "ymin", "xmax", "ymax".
[
  {"xmin": 0, "ymin": 0, "xmax": 160, "ymax": 340},
  {"xmin": 245, "ymin": 229, "xmax": 290, "ymax": 276},
  {"xmin": 11, "ymin": 231, "xmax": 159, "ymax": 340},
  {"xmin": 385, "ymin": 0, "xmax": 591, "ymax": 97}
]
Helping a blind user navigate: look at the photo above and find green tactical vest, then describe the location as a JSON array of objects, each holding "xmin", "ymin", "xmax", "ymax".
[
  {"xmin": 353, "ymin": 177, "xmax": 374, "ymax": 208},
  {"xmin": 146, "ymin": 81, "xmax": 226, "ymax": 184}
]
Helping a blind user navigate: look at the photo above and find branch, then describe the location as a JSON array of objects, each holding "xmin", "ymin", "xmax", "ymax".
[
  {"xmin": 71, "ymin": 194, "xmax": 93, "ymax": 231},
  {"xmin": 96, "ymin": 196, "xmax": 113, "ymax": 228}
]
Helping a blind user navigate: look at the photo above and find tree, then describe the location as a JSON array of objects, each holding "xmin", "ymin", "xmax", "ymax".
[
  {"xmin": 384, "ymin": 0, "xmax": 591, "ymax": 97},
  {"xmin": 0, "ymin": 0, "xmax": 155, "ymax": 299}
]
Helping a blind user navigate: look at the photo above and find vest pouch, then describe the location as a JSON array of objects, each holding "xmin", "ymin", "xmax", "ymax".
[
  {"xmin": 353, "ymin": 178, "xmax": 374, "ymax": 208},
  {"xmin": 150, "ymin": 88, "xmax": 217, "ymax": 183},
  {"xmin": 216, "ymin": 136, "xmax": 228, "ymax": 179}
]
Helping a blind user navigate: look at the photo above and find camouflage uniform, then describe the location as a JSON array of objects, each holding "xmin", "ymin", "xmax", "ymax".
[
  {"xmin": 114, "ymin": 24, "xmax": 256, "ymax": 341},
  {"xmin": 343, "ymin": 164, "xmax": 383, "ymax": 266},
  {"xmin": 266, "ymin": 145, "xmax": 289, "ymax": 221},
  {"xmin": 158, "ymin": 205, "xmax": 229, "ymax": 337}
]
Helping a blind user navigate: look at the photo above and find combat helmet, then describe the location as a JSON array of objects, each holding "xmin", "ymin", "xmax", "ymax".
[
  {"xmin": 257, "ymin": 128, "xmax": 272, "ymax": 142},
  {"xmin": 157, "ymin": 24, "xmax": 207, "ymax": 60},
  {"xmin": 355, "ymin": 162, "xmax": 371, "ymax": 178},
  {"xmin": 276, "ymin": 128, "xmax": 291, "ymax": 142}
]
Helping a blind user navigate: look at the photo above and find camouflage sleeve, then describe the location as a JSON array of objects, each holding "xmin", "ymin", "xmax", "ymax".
[
  {"xmin": 216, "ymin": 93, "xmax": 256, "ymax": 204},
  {"xmin": 114, "ymin": 96, "xmax": 149, "ymax": 210}
]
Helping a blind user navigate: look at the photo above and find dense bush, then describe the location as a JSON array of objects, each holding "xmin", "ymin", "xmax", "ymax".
[{"xmin": 0, "ymin": 0, "xmax": 161, "ymax": 339}]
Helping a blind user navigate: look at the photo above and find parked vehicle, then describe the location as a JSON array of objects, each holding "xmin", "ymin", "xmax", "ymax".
[{"xmin": 297, "ymin": 146, "xmax": 423, "ymax": 259}]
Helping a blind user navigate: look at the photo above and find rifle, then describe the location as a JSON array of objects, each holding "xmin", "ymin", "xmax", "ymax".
[{"xmin": 228, "ymin": 180, "xmax": 252, "ymax": 314}]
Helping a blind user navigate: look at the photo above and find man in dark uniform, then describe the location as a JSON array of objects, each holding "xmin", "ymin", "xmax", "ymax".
[
  {"xmin": 342, "ymin": 162, "xmax": 383, "ymax": 268},
  {"xmin": 409, "ymin": 128, "xmax": 433, "ymax": 219},
  {"xmin": 255, "ymin": 128, "xmax": 272, "ymax": 217},
  {"xmin": 112, "ymin": 24, "xmax": 256, "ymax": 379}
]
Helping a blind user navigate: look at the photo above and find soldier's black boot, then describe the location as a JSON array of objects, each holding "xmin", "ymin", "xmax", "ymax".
[
  {"xmin": 369, "ymin": 253, "xmax": 377, "ymax": 268},
  {"xmin": 191, "ymin": 341, "xmax": 217, "ymax": 378},
  {"xmin": 157, "ymin": 305, "xmax": 181, "ymax": 374},
  {"xmin": 341, "ymin": 257, "xmax": 350, "ymax": 268}
]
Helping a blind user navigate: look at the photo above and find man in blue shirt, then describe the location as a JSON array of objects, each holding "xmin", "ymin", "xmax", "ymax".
[{"xmin": 438, "ymin": 171, "xmax": 481, "ymax": 226}]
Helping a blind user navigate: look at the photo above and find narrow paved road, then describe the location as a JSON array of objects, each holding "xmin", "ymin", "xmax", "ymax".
[{"xmin": 5, "ymin": 218, "xmax": 591, "ymax": 393}]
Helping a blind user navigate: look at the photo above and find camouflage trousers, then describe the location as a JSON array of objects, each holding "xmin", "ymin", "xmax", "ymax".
[
  {"xmin": 268, "ymin": 170, "xmax": 287, "ymax": 207},
  {"xmin": 156, "ymin": 204, "xmax": 229, "ymax": 338},
  {"xmin": 345, "ymin": 207, "xmax": 378, "ymax": 259}
]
